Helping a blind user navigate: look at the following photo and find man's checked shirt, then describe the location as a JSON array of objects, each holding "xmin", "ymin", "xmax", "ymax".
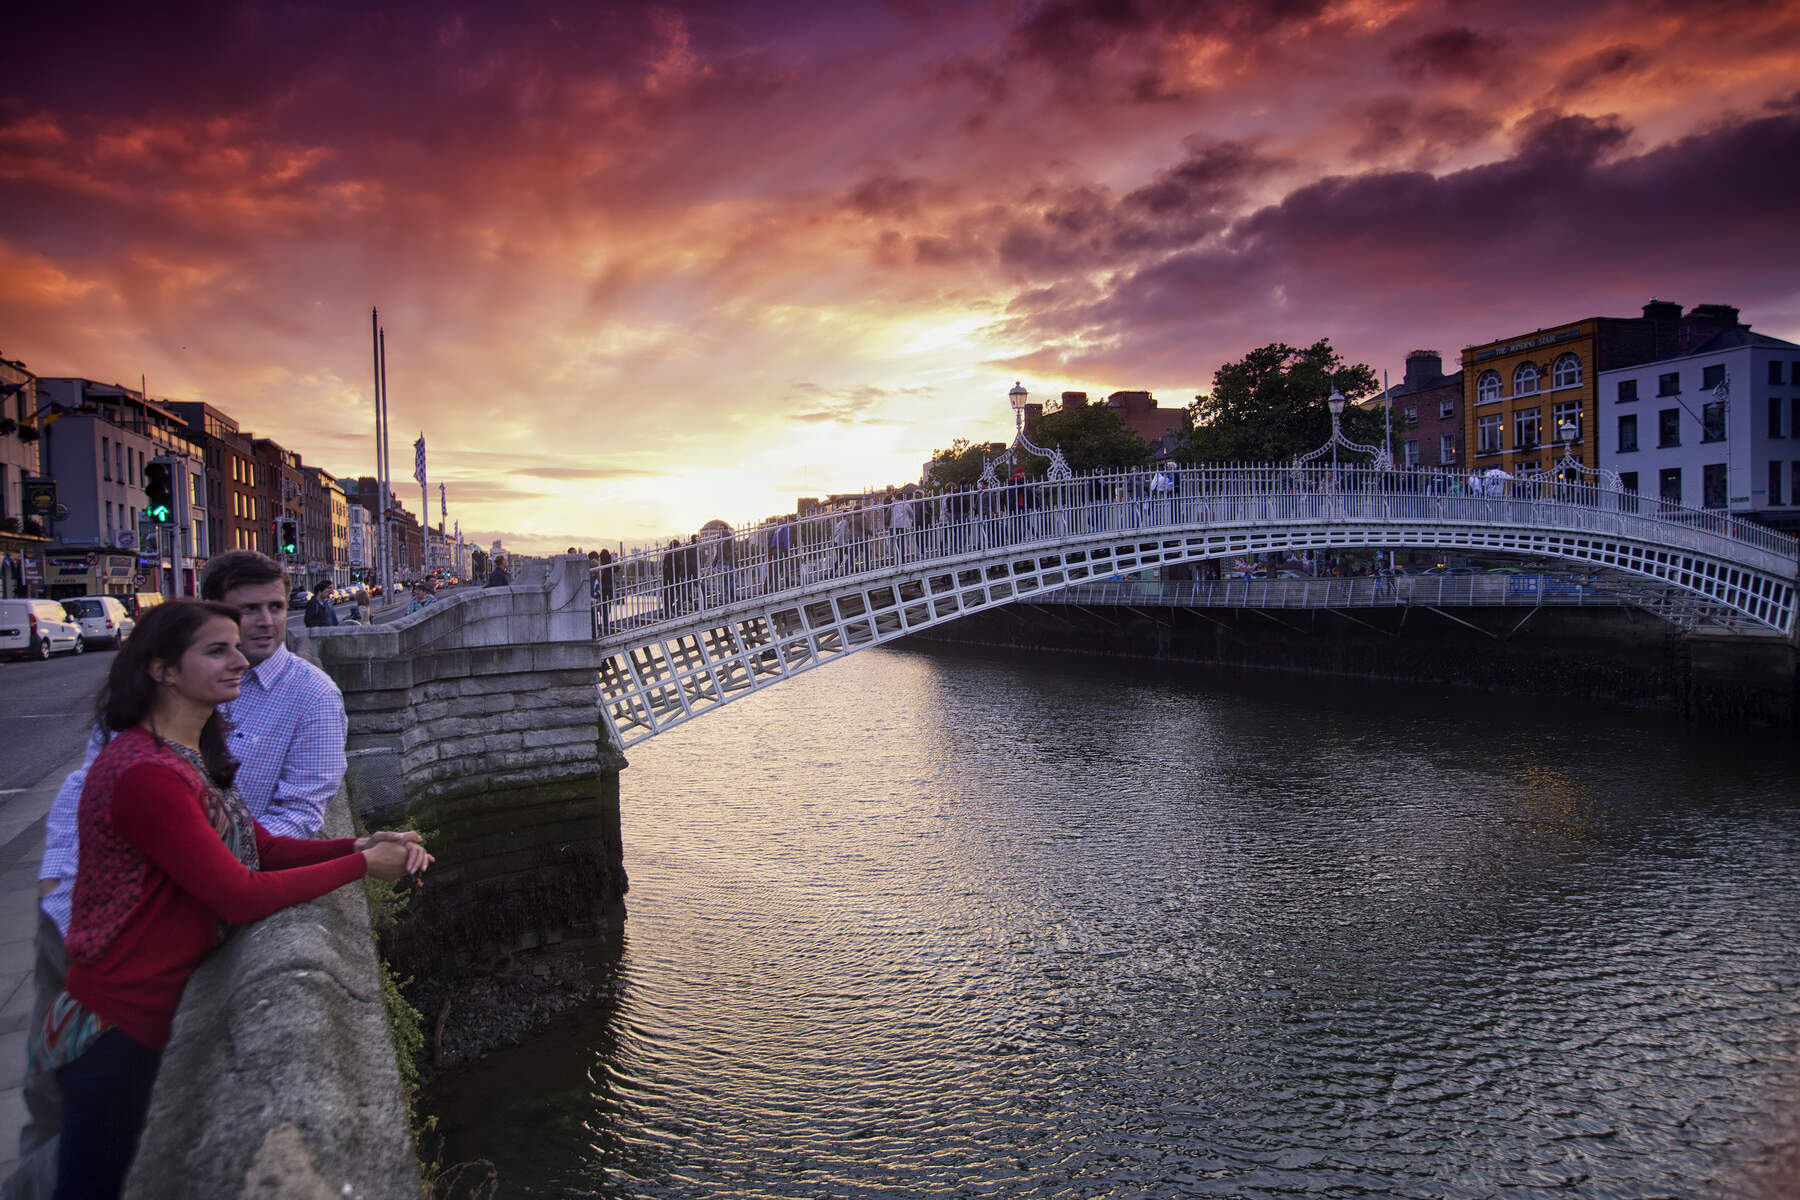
[{"xmin": 40, "ymin": 643, "xmax": 348, "ymax": 935}]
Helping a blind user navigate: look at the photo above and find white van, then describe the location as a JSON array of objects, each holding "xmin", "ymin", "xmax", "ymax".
[
  {"xmin": 60, "ymin": 595, "xmax": 135, "ymax": 648},
  {"xmin": 0, "ymin": 599, "xmax": 86, "ymax": 660}
]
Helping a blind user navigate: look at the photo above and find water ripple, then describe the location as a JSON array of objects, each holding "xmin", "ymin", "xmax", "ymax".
[{"xmin": 428, "ymin": 648, "xmax": 1800, "ymax": 1198}]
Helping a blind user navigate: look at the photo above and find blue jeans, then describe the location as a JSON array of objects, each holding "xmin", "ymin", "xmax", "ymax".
[{"xmin": 52, "ymin": 1029, "xmax": 160, "ymax": 1200}]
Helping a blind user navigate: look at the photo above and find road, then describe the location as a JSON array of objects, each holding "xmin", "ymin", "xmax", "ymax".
[{"xmin": 0, "ymin": 645, "xmax": 113, "ymax": 793}]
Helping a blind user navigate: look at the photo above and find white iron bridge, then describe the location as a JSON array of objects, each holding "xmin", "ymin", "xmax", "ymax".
[{"xmin": 591, "ymin": 465, "xmax": 1799, "ymax": 748}]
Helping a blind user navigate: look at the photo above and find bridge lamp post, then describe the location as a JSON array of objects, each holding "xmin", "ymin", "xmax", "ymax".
[
  {"xmin": 1010, "ymin": 381, "xmax": 1029, "ymax": 439},
  {"xmin": 1326, "ymin": 387, "xmax": 1347, "ymax": 474}
]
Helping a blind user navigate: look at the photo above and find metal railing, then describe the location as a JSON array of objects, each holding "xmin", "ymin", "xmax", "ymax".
[
  {"xmin": 589, "ymin": 465, "xmax": 1799, "ymax": 640},
  {"xmin": 1034, "ymin": 574, "xmax": 1636, "ymax": 611}
]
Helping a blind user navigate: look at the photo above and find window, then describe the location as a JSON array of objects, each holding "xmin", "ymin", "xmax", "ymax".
[
  {"xmin": 1771, "ymin": 461, "xmax": 1785, "ymax": 507},
  {"xmin": 1440, "ymin": 433, "xmax": 1456, "ymax": 462},
  {"xmin": 102, "ymin": 437, "xmax": 112, "ymax": 481},
  {"xmin": 1702, "ymin": 364, "xmax": 1725, "ymax": 391},
  {"xmin": 1659, "ymin": 408, "xmax": 1681, "ymax": 448},
  {"xmin": 1773, "ymin": 361, "xmax": 1787, "ymax": 386},
  {"xmin": 1660, "ymin": 467, "xmax": 1682, "ymax": 505},
  {"xmin": 1478, "ymin": 413, "xmax": 1503, "ymax": 452},
  {"xmin": 105, "ymin": 500, "xmax": 113, "ymax": 534},
  {"xmin": 1619, "ymin": 471, "xmax": 1638, "ymax": 493},
  {"xmin": 1403, "ymin": 406, "xmax": 1418, "ymax": 426},
  {"xmin": 1772, "ymin": 397, "xmax": 1784, "ymax": 438},
  {"xmin": 1701, "ymin": 401, "xmax": 1726, "ymax": 443},
  {"xmin": 1439, "ymin": 398, "xmax": 1455, "ymax": 420},
  {"xmin": 1514, "ymin": 406, "xmax": 1542, "ymax": 449},
  {"xmin": 1477, "ymin": 371, "xmax": 1501, "ymax": 403},
  {"xmin": 1794, "ymin": 398, "xmax": 1800, "ymax": 442},
  {"xmin": 1514, "ymin": 362, "xmax": 1540, "ymax": 395},
  {"xmin": 1618, "ymin": 414, "xmax": 1638, "ymax": 452},
  {"xmin": 1793, "ymin": 463, "xmax": 1800, "ymax": 510},
  {"xmin": 1703, "ymin": 463, "xmax": 1727, "ymax": 510},
  {"xmin": 1552, "ymin": 401, "xmax": 1580, "ymax": 445},
  {"xmin": 1617, "ymin": 379, "xmax": 1638, "ymax": 403},
  {"xmin": 1658, "ymin": 371, "xmax": 1680, "ymax": 396},
  {"xmin": 116, "ymin": 443, "xmax": 124, "ymax": 482},
  {"xmin": 1404, "ymin": 439, "xmax": 1420, "ymax": 466},
  {"xmin": 1553, "ymin": 353, "xmax": 1581, "ymax": 388}
]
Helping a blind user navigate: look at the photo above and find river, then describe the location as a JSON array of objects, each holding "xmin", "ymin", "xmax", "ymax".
[{"xmin": 426, "ymin": 644, "xmax": 1800, "ymax": 1198}]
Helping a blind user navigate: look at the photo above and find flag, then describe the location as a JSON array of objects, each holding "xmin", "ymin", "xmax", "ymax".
[
  {"xmin": 413, "ymin": 435, "xmax": 427, "ymax": 485},
  {"xmin": 440, "ymin": 482, "xmax": 447, "ymax": 521}
]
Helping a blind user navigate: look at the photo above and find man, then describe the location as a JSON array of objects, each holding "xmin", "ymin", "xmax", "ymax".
[
  {"xmin": 485, "ymin": 556, "xmax": 510, "ymax": 587},
  {"xmin": 6, "ymin": 550, "xmax": 349, "ymax": 1199},
  {"xmin": 303, "ymin": 576, "xmax": 339, "ymax": 627}
]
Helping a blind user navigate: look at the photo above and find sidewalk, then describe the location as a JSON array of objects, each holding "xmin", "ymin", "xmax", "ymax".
[{"xmin": 0, "ymin": 750, "xmax": 82, "ymax": 1180}]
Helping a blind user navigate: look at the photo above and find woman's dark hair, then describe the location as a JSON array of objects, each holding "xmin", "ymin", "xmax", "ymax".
[{"xmin": 95, "ymin": 598, "xmax": 243, "ymax": 787}]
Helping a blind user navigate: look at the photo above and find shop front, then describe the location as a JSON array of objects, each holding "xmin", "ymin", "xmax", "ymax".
[
  {"xmin": 43, "ymin": 548, "xmax": 144, "ymax": 599},
  {"xmin": 0, "ymin": 533, "xmax": 49, "ymax": 599}
]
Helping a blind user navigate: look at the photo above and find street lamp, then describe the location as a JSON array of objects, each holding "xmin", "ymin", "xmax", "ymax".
[
  {"xmin": 1327, "ymin": 387, "xmax": 1347, "ymax": 473},
  {"xmin": 1009, "ymin": 381, "xmax": 1029, "ymax": 438}
]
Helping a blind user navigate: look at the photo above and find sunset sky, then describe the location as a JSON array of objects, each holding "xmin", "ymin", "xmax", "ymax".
[{"xmin": 5, "ymin": 1, "xmax": 1799, "ymax": 552}]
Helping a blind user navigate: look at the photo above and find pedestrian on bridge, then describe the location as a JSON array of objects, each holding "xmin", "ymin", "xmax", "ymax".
[{"xmin": 20, "ymin": 599, "xmax": 431, "ymax": 1200}]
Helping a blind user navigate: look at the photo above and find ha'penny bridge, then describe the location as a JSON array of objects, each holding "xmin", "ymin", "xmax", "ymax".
[{"xmin": 586, "ymin": 461, "xmax": 1799, "ymax": 748}]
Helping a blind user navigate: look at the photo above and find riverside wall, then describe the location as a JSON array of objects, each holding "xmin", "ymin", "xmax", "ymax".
[
  {"xmin": 912, "ymin": 602, "xmax": 1797, "ymax": 729},
  {"xmin": 124, "ymin": 557, "xmax": 629, "ymax": 1195},
  {"xmin": 299, "ymin": 558, "xmax": 629, "ymax": 981}
]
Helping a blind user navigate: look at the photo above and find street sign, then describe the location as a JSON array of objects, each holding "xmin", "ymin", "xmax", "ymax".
[
  {"xmin": 138, "ymin": 519, "xmax": 161, "ymax": 556},
  {"xmin": 114, "ymin": 529, "xmax": 137, "ymax": 549}
]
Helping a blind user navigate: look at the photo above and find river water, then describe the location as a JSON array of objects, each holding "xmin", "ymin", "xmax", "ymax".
[{"xmin": 427, "ymin": 645, "xmax": 1800, "ymax": 1198}]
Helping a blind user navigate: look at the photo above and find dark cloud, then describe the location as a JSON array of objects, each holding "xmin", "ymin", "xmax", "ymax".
[
  {"xmin": 1387, "ymin": 27, "xmax": 1505, "ymax": 82},
  {"xmin": 1552, "ymin": 44, "xmax": 1647, "ymax": 99},
  {"xmin": 993, "ymin": 106, "xmax": 1800, "ymax": 380},
  {"xmin": 1010, "ymin": 0, "xmax": 1329, "ymax": 74},
  {"xmin": 1350, "ymin": 97, "xmax": 1498, "ymax": 162},
  {"xmin": 846, "ymin": 174, "xmax": 930, "ymax": 218}
]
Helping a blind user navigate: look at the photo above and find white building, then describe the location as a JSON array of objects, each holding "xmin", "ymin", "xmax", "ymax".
[{"xmin": 1598, "ymin": 324, "xmax": 1800, "ymax": 531}]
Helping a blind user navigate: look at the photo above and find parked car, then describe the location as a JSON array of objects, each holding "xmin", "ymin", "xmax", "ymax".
[
  {"xmin": 120, "ymin": 592, "xmax": 165, "ymax": 619},
  {"xmin": 59, "ymin": 595, "xmax": 135, "ymax": 648},
  {"xmin": 290, "ymin": 587, "xmax": 313, "ymax": 607},
  {"xmin": 0, "ymin": 599, "xmax": 86, "ymax": 660}
]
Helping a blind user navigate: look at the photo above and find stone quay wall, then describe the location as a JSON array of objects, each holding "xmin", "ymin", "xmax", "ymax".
[
  {"xmin": 299, "ymin": 557, "xmax": 629, "ymax": 977},
  {"xmin": 125, "ymin": 790, "xmax": 421, "ymax": 1200},
  {"xmin": 125, "ymin": 559, "xmax": 628, "ymax": 1197},
  {"xmin": 913, "ymin": 602, "xmax": 1797, "ymax": 729}
]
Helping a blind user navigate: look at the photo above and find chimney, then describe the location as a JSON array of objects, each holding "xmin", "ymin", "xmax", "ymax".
[
  {"xmin": 1680, "ymin": 303, "xmax": 1743, "ymax": 352},
  {"xmin": 1060, "ymin": 391, "xmax": 1089, "ymax": 409},
  {"xmin": 1641, "ymin": 299, "xmax": 1682, "ymax": 358},
  {"xmin": 1403, "ymin": 350, "xmax": 1443, "ymax": 390}
]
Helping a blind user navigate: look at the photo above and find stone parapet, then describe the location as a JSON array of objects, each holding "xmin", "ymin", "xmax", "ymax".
[
  {"xmin": 297, "ymin": 555, "xmax": 629, "ymax": 974},
  {"xmin": 125, "ymin": 795, "xmax": 419, "ymax": 1200}
]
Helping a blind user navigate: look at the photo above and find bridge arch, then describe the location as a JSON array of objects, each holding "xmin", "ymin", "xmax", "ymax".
[{"xmin": 592, "ymin": 467, "xmax": 1798, "ymax": 747}]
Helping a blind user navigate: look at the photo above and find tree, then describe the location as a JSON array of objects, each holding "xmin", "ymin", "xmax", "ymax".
[
  {"xmin": 1175, "ymin": 339, "xmax": 1385, "ymax": 465},
  {"xmin": 1024, "ymin": 403, "xmax": 1153, "ymax": 474},
  {"xmin": 925, "ymin": 438, "xmax": 1005, "ymax": 488}
]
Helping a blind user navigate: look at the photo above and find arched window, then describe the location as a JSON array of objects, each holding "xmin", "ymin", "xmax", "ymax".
[
  {"xmin": 1514, "ymin": 362, "xmax": 1540, "ymax": 395},
  {"xmin": 1477, "ymin": 370, "xmax": 1501, "ymax": 403},
  {"xmin": 1553, "ymin": 353, "xmax": 1581, "ymax": 389}
]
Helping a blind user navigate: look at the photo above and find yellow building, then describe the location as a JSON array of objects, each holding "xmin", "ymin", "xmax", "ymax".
[
  {"xmin": 1462, "ymin": 302, "xmax": 1693, "ymax": 479},
  {"xmin": 1461, "ymin": 319, "xmax": 1601, "ymax": 477}
]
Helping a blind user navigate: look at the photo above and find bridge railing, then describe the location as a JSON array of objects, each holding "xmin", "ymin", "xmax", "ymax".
[
  {"xmin": 1038, "ymin": 574, "xmax": 1633, "ymax": 611},
  {"xmin": 590, "ymin": 465, "xmax": 1798, "ymax": 638}
]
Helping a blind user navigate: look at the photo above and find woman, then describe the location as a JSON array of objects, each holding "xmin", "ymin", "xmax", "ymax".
[
  {"xmin": 407, "ymin": 580, "xmax": 434, "ymax": 614},
  {"xmin": 38, "ymin": 599, "xmax": 430, "ymax": 1199}
]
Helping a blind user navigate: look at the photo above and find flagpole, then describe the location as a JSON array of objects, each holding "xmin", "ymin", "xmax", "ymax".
[
  {"xmin": 379, "ymin": 328, "xmax": 393, "ymax": 602},
  {"xmin": 417, "ymin": 434, "xmax": 429, "ymax": 579}
]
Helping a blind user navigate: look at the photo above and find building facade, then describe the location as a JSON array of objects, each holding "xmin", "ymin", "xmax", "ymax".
[
  {"xmin": 1373, "ymin": 350, "xmax": 1464, "ymax": 469},
  {"xmin": 0, "ymin": 356, "xmax": 47, "ymax": 597},
  {"xmin": 167, "ymin": 402, "xmax": 261, "ymax": 556},
  {"xmin": 1598, "ymin": 321, "xmax": 1800, "ymax": 528},
  {"xmin": 36, "ymin": 380, "xmax": 210, "ymax": 596},
  {"xmin": 252, "ymin": 438, "xmax": 305, "ymax": 572},
  {"xmin": 1461, "ymin": 301, "xmax": 1743, "ymax": 479}
]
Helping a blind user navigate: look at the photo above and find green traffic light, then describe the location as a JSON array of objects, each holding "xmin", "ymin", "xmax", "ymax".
[{"xmin": 147, "ymin": 502, "xmax": 172, "ymax": 523}]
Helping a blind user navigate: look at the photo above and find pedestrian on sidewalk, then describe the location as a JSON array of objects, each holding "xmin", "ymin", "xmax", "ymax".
[
  {"xmin": 20, "ymin": 600, "xmax": 430, "ymax": 1200},
  {"xmin": 302, "ymin": 578, "xmax": 339, "ymax": 628},
  {"xmin": 5, "ymin": 550, "xmax": 357, "ymax": 1200}
]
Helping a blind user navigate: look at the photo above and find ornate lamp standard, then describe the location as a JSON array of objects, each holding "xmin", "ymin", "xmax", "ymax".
[
  {"xmin": 1295, "ymin": 386, "xmax": 1392, "ymax": 475},
  {"xmin": 1009, "ymin": 381, "xmax": 1030, "ymax": 439},
  {"xmin": 981, "ymin": 381, "xmax": 1072, "ymax": 488}
]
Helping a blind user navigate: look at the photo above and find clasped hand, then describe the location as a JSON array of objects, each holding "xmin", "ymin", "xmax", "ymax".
[{"xmin": 355, "ymin": 830, "xmax": 434, "ymax": 881}]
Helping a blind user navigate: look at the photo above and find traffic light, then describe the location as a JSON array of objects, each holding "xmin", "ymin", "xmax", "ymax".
[
  {"xmin": 278, "ymin": 520, "xmax": 299, "ymax": 557},
  {"xmin": 144, "ymin": 461, "xmax": 173, "ymax": 525}
]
